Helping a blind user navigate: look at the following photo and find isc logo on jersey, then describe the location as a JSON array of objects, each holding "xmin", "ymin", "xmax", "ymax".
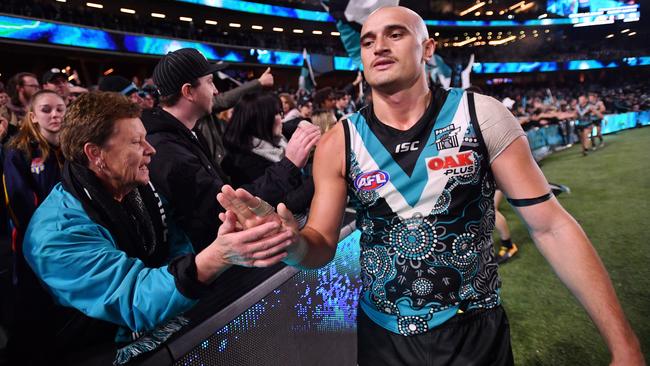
[
  {"xmin": 427, "ymin": 151, "xmax": 474, "ymax": 176},
  {"xmin": 355, "ymin": 170, "xmax": 390, "ymax": 191}
]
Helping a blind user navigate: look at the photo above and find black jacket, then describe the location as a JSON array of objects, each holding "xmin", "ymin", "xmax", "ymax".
[
  {"xmin": 142, "ymin": 107, "xmax": 304, "ymax": 251},
  {"xmin": 223, "ymin": 147, "xmax": 314, "ymax": 215}
]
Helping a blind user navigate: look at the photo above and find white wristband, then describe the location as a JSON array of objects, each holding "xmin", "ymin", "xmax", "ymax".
[{"xmin": 283, "ymin": 235, "xmax": 308, "ymax": 267}]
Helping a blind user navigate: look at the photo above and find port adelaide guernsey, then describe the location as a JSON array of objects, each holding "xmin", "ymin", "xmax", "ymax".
[{"xmin": 342, "ymin": 87, "xmax": 501, "ymax": 336}]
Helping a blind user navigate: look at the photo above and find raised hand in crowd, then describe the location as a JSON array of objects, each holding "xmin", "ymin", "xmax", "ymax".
[
  {"xmin": 284, "ymin": 121, "xmax": 321, "ymax": 168},
  {"xmin": 258, "ymin": 67, "xmax": 274, "ymax": 88}
]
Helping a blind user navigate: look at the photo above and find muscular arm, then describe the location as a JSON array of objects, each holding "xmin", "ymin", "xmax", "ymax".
[
  {"xmin": 295, "ymin": 123, "xmax": 349, "ymax": 268},
  {"xmin": 491, "ymin": 136, "xmax": 643, "ymax": 365}
]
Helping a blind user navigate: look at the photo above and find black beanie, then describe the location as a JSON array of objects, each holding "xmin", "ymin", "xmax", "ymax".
[{"xmin": 152, "ymin": 48, "xmax": 227, "ymax": 97}]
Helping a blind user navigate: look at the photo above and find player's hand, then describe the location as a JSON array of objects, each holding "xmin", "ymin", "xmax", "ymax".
[
  {"xmin": 217, "ymin": 185, "xmax": 281, "ymax": 230},
  {"xmin": 609, "ymin": 347, "xmax": 645, "ymax": 366},
  {"xmin": 195, "ymin": 210, "xmax": 292, "ymax": 282}
]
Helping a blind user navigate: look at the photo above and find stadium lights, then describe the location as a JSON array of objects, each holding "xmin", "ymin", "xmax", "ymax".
[
  {"xmin": 621, "ymin": 29, "xmax": 630, "ymax": 33},
  {"xmin": 293, "ymin": 29, "xmax": 304, "ymax": 33},
  {"xmin": 515, "ymin": 3, "xmax": 534, "ymax": 13},
  {"xmin": 606, "ymin": 34, "xmax": 614, "ymax": 38},
  {"xmin": 331, "ymin": 31, "xmax": 340, "ymax": 36},
  {"xmin": 205, "ymin": 20, "xmax": 217, "ymax": 25},
  {"xmin": 273, "ymin": 27, "xmax": 283, "ymax": 32},
  {"xmin": 489, "ymin": 35, "xmax": 516, "ymax": 45},
  {"xmin": 508, "ymin": 1, "xmax": 525, "ymax": 10},
  {"xmin": 103, "ymin": 68, "xmax": 114, "ymax": 76},
  {"xmin": 538, "ymin": 13, "xmax": 547, "ymax": 19},
  {"xmin": 508, "ymin": 14, "xmax": 514, "ymax": 19},
  {"xmin": 499, "ymin": 10, "xmax": 505, "ymax": 15},
  {"xmin": 545, "ymin": 29, "xmax": 550, "ymax": 33},
  {"xmin": 628, "ymin": 32, "xmax": 636, "ymax": 36},
  {"xmin": 252, "ymin": 25, "xmax": 263, "ymax": 30},
  {"xmin": 228, "ymin": 23, "xmax": 241, "ymax": 28},
  {"xmin": 151, "ymin": 13, "xmax": 166, "ymax": 18},
  {"xmin": 56, "ymin": 0, "xmax": 66, "ymax": 2},
  {"xmin": 86, "ymin": 2, "xmax": 103, "ymax": 9},
  {"xmin": 179, "ymin": 17, "xmax": 193, "ymax": 22},
  {"xmin": 453, "ymin": 37, "xmax": 477, "ymax": 47},
  {"xmin": 486, "ymin": 10, "xmax": 494, "ymax": 15},
  {"xmin": 120, "ymin": 8, "xmax": 135, "ymax": 14},
  {"xmin": 460, "ymin": 2, "xmax": 486, "ymax": 17},
  {"xmin": 312, "ymin": 30, "xmax": 323, "ymax": 35},
  {"xmin": 434, "ymin": 32, "xmax": 440, "ymax": 36}
]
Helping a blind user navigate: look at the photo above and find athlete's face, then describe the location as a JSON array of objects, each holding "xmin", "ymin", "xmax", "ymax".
[
  {"xmin": 360, "ymin": 7, "xmax": 435, "ymax": 94},
  {"xmin": 578, "ymin": 96, "xmax": 587, "ymax": 106},
  {"xmin": 588, "ymin": 94, "xmax": 597, "ymax": 104}
]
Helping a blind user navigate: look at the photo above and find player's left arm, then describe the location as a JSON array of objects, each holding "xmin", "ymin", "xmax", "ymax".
[{"xmin": 491, "ymin": 137, "xmax": 644, "ymax": 366}]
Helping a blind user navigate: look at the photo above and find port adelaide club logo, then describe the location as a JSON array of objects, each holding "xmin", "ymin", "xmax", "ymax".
[{"xmin": 434, "ymin": 124, "xmax": 460, "ymax": 150}]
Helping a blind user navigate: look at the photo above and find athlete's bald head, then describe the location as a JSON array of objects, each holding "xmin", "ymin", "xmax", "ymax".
[{"xmin": 362, "ymin": 6, "xmax": 430, "ymax": 43}]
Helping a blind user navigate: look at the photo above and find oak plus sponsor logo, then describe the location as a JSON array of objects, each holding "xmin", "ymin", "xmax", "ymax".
[
  {"xmin": 354, "ymin": 169, "xmax": 390, "ymax": 191},
  {"xmin": 434, "ymin": 124, "xmax": 460, "ymax": 150},
  {"xmin": 427, "ymin": 151, "xmax": 474, "ymax": 176}
]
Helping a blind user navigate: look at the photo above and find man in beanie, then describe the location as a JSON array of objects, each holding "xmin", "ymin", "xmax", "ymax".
[
  {"xmin": 142, "ymin": 48, "xmax": 313, "ymax": 251},
  {"xmin": 98, "ymin": 75, "xmax": 146, "ymax": 107}
]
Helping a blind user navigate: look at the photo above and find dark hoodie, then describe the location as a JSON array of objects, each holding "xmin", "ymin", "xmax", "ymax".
[{"xmin": 142, "ymin": 107, "xmax": 303, "ymax": 251}]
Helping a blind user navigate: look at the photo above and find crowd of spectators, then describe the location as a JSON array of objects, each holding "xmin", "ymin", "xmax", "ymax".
[
  {"xmin": 485, "ymin": 81, "xmax": 650, "ymax": 131},
  {"xmin": 0, "ymin": 50, "xmax": 365, "ymax": 364},
  {"xmin": 0, "ymin": 58, "xmax": 353, "ymax": 365}
]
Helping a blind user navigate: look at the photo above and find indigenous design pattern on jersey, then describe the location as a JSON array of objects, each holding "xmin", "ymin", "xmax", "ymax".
[{"xmin": 345, "ymin": 89, "xmax": 500, "ymax": 336}]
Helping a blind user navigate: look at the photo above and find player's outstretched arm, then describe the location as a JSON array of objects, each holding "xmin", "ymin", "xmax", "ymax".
[
  {"xmin": 491, "ymin": 136, "xmax": 644, "ymax": 366},
  {"xmin": 296, "ymin": 122, "xmax": 349, "ymax": 269}
]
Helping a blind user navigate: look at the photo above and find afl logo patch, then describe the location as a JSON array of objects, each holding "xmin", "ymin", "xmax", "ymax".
[
  {"xmin": 355, "ymin": 170, "xmax": 389, "ymax": 191},
  {"xmin": 30, "ymin": 158, "xmax": 45, "ymax": 174}
]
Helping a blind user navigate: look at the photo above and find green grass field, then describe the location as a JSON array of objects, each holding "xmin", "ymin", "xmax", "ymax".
[{"xmin": 496, "ymin": 126, "xmax": 650, "ymax": 365}]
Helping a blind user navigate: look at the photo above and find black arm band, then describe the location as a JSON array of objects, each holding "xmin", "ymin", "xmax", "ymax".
[{"xmin": 506, "ymin": 192, "xmax": 553, "ymax": 207}]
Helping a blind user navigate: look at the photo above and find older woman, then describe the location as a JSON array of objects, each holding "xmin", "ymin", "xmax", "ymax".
[{"xmin": 19, "ymin": 92, "xmax": 292, "ymax": 365}]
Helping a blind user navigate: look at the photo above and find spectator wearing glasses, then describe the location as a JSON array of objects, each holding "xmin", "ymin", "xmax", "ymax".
[{"xmin": 5, "ymin": 72, "xmax": 40, "ymax": 125}]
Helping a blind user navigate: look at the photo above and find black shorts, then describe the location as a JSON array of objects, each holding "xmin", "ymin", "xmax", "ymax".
[
  {"xmin": 357, "ymin": 306, "xmax": 513, "ymax": 366},
  {"xmin": 575, "ymin": 122, "xmax": 592, "ymax": 132},
  {"xmin": 592, "ymin": 119, "xmax": 602, "ymax": 127}
]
